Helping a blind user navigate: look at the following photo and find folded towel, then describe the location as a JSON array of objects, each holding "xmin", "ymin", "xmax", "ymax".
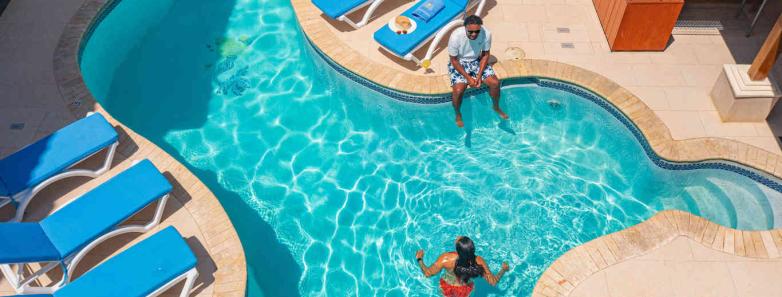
[{"xmin": 411, "ymin": 0, "xmax": 445, "ymax": 23}]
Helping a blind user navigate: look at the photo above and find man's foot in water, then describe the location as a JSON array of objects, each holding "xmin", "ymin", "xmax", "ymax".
[
  {"xmin": 494, "ymin": 107, "xmax": 509, "ymax": 120},
  {"xmin": 455, "ymin": 114, "xmax": 464, "ymax": 128}
]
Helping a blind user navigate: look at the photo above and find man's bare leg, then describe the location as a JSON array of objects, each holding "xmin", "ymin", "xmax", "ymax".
[
  {"xmin": 452, "ymin": 83, "xmax": 467, "ymax": 127},
  {"xmin": 484, "ymin": 75, "xmax": 508, "ymax": 119}
]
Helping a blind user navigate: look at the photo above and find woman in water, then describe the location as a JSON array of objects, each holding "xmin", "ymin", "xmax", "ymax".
[{"xmin": 415, "ymin": 236, "xmax": 509, "ymax": 297}]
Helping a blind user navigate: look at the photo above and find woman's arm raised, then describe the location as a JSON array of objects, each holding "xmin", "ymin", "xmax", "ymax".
[
  {"xmin": 416, "ymin": 250, "xmax": 448, "ymax": 277},
  {"xmin": 477, "ymin": 256, "xmax": 509, "ymax": 286}
]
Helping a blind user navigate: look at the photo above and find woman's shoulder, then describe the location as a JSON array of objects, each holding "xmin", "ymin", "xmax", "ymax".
[
  {"xmin": 438, "ymin": 252, "xmax": 458, "ymax": 262},
  {"xmin": 474, "ymin": 255, "xmax": 487, "ymax": 264}
]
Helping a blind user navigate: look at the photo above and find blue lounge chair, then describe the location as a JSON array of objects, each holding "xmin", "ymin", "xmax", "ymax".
[
  {"xmin": 312, "ymin": 0, "xmax": 387, "ymax": 29},
  {"xmin": 0, "ymin": 159, "xmax": 172, "ymax": 294},
  {"xmin": 373, "ymin": 0, "xmax": 486, "ymax": 67},
  {"xmin": 0, "ymin": 112, "xmax": 119, "ymax": 222},
  {"xmin": 8, "ymin": 227, "xmax": 199, "ymax": 297}
]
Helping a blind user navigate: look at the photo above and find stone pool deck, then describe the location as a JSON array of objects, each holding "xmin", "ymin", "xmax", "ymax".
[
  {"xmin": 291, "ymin": 0, "xmax": 782, "ymax": 296},
  {"xmin": 0, "ymin": 0, "xmax": 246, "ymax": 296},
  {"xmin": 538, "ymin": 210, "xmax": 782, "ymax": 297}
]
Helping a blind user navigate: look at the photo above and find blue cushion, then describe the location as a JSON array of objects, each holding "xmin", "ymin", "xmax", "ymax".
[
  {"xmin": 54, "ymin": 227, "xmax": 197, "ymax": 297},
  {"xmin": 0, "ymin": 113, "xmax": 118, "ymax": 196},
  {"xmin": 40, "ymin": 160, "xmax": 172, "ymax": 258},
  {"xmin": 0, "ymin": 223, "xmax": 59, "ymax": 263},
  {"xmin": 0, "ymin": 178, "xmax": 8, "ymax": 197},
  {"xmin": 9, "ymin": 295, "xmax": 52, "ymax": 297},
  {"xmin": 373, "ymin": 0, "xmax": 467, "ymax": 57},
  {"xmin": 312, "ymin": 0, "xmax": 369, "ymax": 19}
]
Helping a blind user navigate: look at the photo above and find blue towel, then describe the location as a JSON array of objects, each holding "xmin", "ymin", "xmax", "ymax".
[{"xmin": 411, "ymin": 0, "xmax": 445, "ymax": 23}]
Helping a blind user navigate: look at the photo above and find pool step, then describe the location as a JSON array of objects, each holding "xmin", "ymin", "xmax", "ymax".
[
  {"xmin": 683, "ymin": 185, "xmax": 737, "ymax": 228},
  {"xmin": 698, "ymin": 178, "xmax": 773, "ymax": 230}
]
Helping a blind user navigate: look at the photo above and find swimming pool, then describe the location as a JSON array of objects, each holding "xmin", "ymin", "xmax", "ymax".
[{"xmin": 79, "ymin": 0, "xmax": 782, "ymax": 296}]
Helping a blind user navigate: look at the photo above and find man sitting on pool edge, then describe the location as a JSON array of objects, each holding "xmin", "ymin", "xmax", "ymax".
[{"xmin": 447, "ymin": 15, "xmax": 508, "ymax": 128}]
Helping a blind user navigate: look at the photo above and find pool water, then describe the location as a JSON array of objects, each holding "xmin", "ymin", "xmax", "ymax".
[{"xmin": 80, "ymin": 0, "xmax": 782, "ymax": 296}]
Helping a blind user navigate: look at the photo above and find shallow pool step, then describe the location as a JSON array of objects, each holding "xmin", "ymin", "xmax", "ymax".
[{"xmin": 700, "ymin": 177, "xmax": 773, "ymax": 230}]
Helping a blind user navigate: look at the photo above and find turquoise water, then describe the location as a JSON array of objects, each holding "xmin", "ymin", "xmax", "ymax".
[{"xmin": 80, "ymin": 0, "xmax": 782, "ymax": 296}]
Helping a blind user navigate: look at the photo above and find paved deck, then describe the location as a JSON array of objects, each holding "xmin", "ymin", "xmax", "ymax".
[
  {"xmin": 0, "ymin": 0, "xmax": 246, "ymax": 296},
  {"xmin": 295, "ymin": 0, "xmax": 782, "ymax": 154},
  {"xmin": 537, "ymin": 210, "xmax": 782, "ymax": 297},
  {"xmin": 571, "ymin": 235, "xmax": 782, "ymax": 297}
]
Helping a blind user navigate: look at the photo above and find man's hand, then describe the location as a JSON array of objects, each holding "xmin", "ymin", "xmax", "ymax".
[
  {"xmin": 475, "ymin": 77, "xmax": 483, "ymax": 88},
  {"xmin": 416, "ymin": 250, "xmax": 425, "ymax": 260},
  {"xmin": 467, "ymin": 76, "xmax": 479, "ymax": 88}
]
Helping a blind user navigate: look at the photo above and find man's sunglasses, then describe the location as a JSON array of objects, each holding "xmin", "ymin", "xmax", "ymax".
[{"xmin": 467, "ymin": 29, "xmax": 481, "ymax": 35}]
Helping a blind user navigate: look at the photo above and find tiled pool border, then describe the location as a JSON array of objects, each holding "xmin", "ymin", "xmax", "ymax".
[{"xmin": 51, "ymin": 0, "xmax": 247, "ymax": 296}]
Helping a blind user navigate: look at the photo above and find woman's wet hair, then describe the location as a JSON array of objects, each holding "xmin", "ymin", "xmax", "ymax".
[
  {"xmin": 453, "ymin": 236, "xmax": 485, "ymax": 283},
  {"xmin": 463, "ymin": 15, "xmax": 483, "ymax": 27}
]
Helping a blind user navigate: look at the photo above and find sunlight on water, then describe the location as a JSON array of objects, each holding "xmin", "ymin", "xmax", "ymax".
[{"xmin": 81, "ymin": 0, "xmax": 782, "ymax": 295}]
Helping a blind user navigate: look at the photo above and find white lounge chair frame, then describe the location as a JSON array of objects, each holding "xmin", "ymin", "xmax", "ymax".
[
  {"xmin": 379, "ymin": 0, "xmax": 486, "ymax": 66},
  {"xmin": 0, "ymin": 184, "xmax": 169, "ymax": 294},
  {"xmin": 337, "ymin": 0, "xmax": 386, "ymax": 29},
  {"xmin": 0, "ymin": 112, "xmax": 118, "ymax": 222}
]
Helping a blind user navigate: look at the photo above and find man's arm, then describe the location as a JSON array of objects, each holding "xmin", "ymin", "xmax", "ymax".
[
  {"xmin": 450, "ymin": 55, "xmax": 476, "ymax": 86},
  {"xmin": 476, "ymin": 50, "xmax": 490, "ymax": 86},
  {"xmin": 477, "ymin": 256, "xmax": 508, "ymax": 286},
  {"xmin": 417, "ymin": 252, "xmax": 448, "ymax": 277}
]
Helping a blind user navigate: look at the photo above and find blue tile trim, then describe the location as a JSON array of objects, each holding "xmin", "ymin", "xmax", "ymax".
[
  {"xmin": 304, "ymin": 36, "xmax": 782, "ymax": 193},
  {"xmin": 78, "ymin": 0, "xmax": 123, "ymax": 60},
  {"xmin": 539, "ymin": 79, "xmax": 782, "ymax": 193}
]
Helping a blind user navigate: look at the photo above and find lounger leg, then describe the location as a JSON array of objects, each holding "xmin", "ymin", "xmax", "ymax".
[
  {"xmin": 336, "ymin": 0, "xmax": 379, "ymax": 29},
  {"xmin": 0, "ymin": 262, "xmax": 59, "ymax": 294},
  {"xmin": 10, "ymin": 190, "xmax": 33, "ymax": 222},
  {"xmin": 179, "ymin": 268, "xmax": 199, "ymax": 297},
  {"xmin": 0, "ymin": 264, "xmax": 21, "ymax": 292},
  {"xmin": 17, "ymin": 262, "xmax": 60, "ymax": 294},
  {"xmin": 357, "ymin": 0, "xmax": 384, "ymax": 28},
  {"xmin": 146, "ymin": 268, "xmax": 199, "ymax": 297},
  {"xmin": 474, "ymin": 0, "xmax": 487, "ymax": 17},
  {"xmin": 0, "ymin": 195, "xmax": 11, "ymax": 209},
  {"xmin": 9, "ymin": 141, "xmax": 118, "ymax": 222}
]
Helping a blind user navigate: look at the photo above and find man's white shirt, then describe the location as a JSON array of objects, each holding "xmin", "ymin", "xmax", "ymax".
[{"xmin": 447, "ymin": 27, "xmax": 492, "ymax": 63}]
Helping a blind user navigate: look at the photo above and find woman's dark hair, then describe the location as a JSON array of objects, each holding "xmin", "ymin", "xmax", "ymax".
[
  {"xmin": 463, "ymin": 15, "xmax": 483, "ymax": 26},
  {"xmin": 453, "ymin": 236, "xmax": 484, "ymax": 283}
]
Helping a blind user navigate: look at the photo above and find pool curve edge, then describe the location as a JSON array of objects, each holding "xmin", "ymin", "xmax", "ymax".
[{"xmin": 52, "ymin": 1, "xmax": 247, "ymax": 296}]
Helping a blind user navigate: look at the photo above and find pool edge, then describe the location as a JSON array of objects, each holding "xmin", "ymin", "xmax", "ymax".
[
  {"xmin": 52, "ymin": 1, "xmax": 248, "ymax": 296},
  {"xmin": 289, "ymin": 0, "xmax": 782, "ymax": 184}
]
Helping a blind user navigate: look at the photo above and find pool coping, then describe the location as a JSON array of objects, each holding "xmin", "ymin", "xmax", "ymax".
[{"xmin": 52, "ymin": 0, "xmax": 247, "ymax": 296}]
